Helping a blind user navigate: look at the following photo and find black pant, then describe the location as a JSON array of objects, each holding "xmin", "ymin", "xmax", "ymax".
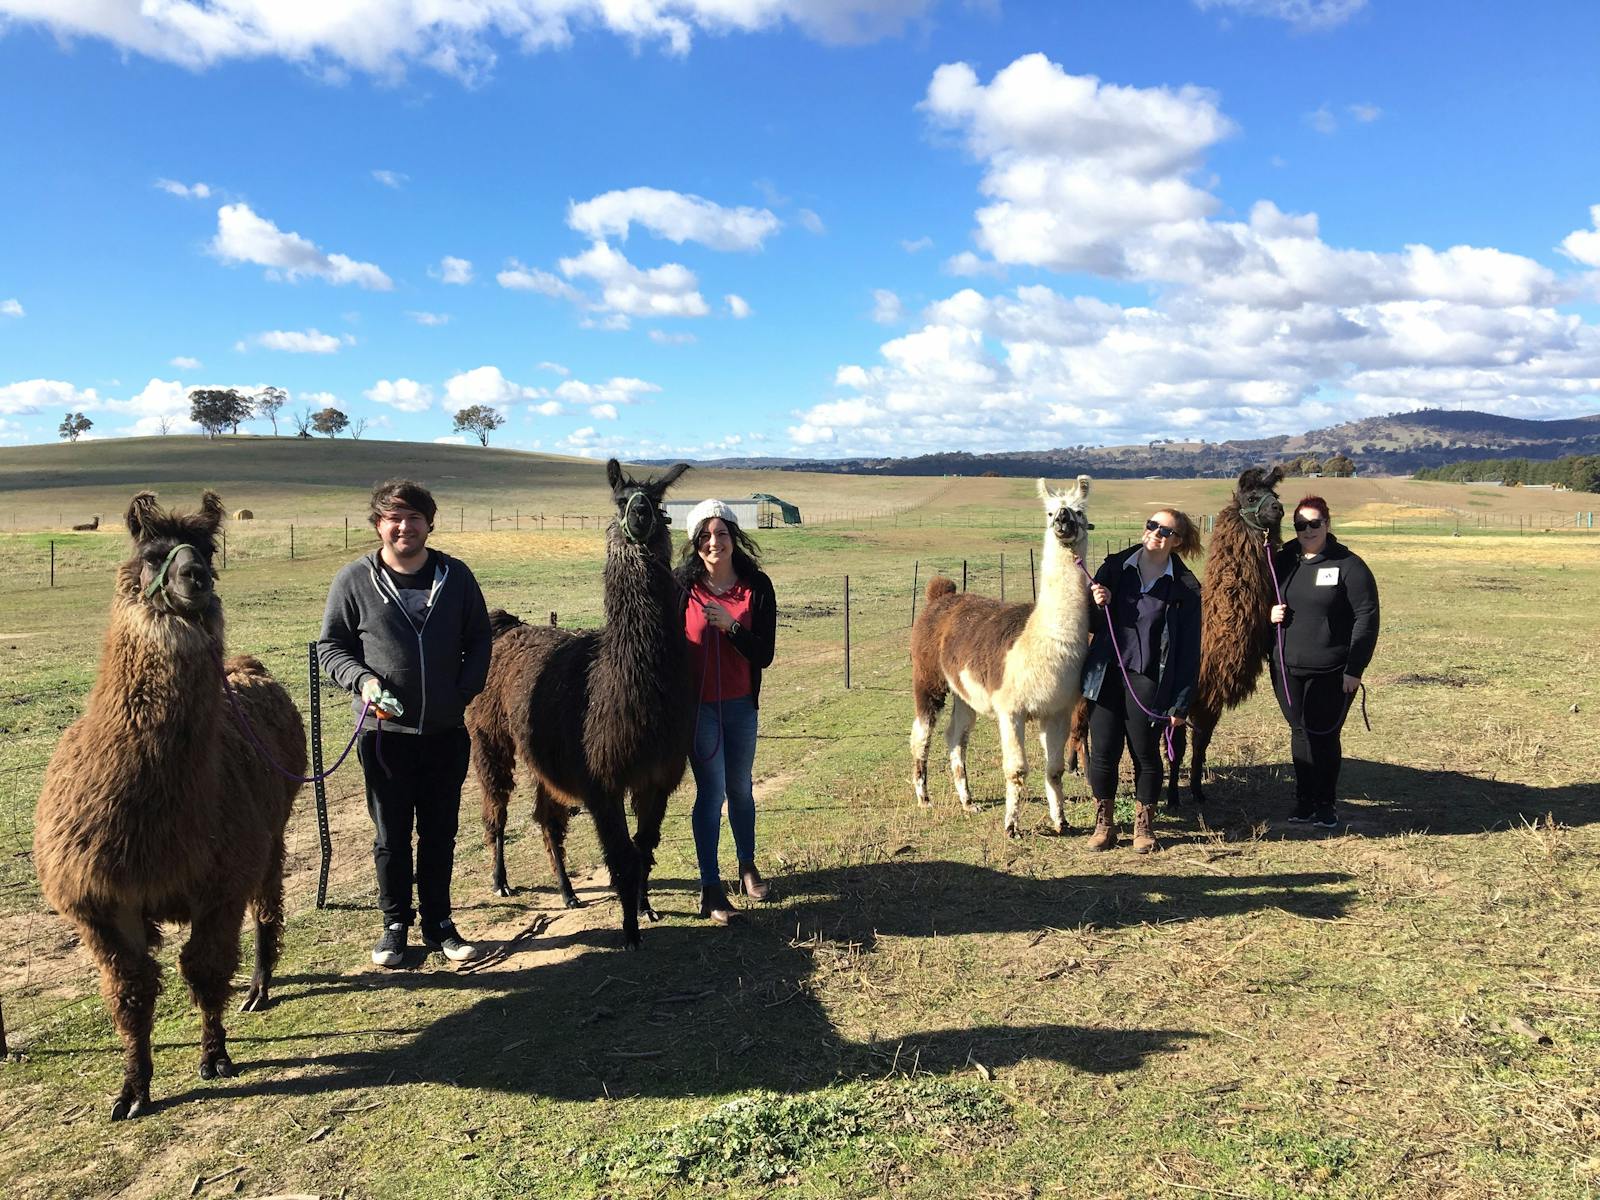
[
  {"xmin": 357, "ymin": 726, "xmax": 471, "ymax": 935},
  {"xmin": 1272, "ymin": 669, "xmax": 1349, "ymax": 807},
  {"xmin": 1086, "ymin": 668, "xmax": 1166, "ymax": 805}
]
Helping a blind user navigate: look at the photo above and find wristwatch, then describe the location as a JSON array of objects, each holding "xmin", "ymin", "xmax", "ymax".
[{"xmin": 728, "ymin": 619, "xmax": 741, "ymax": 637}]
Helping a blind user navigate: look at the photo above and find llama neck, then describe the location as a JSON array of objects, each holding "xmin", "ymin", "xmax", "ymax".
[
  {"xmin": 1028, "ymin": 529, "xmax": 1088, "ymax": 632},
  {"xmin": 1211, "ymin": 508, "xmax": 1277, "ymax": 603},
  {"xmin": 89, "ymin": 581, "xmax": 226, "ymax": 741},
  {"xmin": 599, "ymin": 534, "xmax": 681, "ymax": 684}
]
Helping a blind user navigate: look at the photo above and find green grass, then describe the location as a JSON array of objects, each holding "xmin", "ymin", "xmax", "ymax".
[{"xmin": 2, "ymin": 451, "xmax": 1599, "ymax": 1198}]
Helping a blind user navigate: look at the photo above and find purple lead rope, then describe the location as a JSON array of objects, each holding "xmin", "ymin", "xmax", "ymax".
[
  {"xmin": 1076, "ymin": 560, "xmax": 1178, "ymax": 764},
  {"xmin": 216, "ymin": 648, "xmax": 383, "ymax": 784}
]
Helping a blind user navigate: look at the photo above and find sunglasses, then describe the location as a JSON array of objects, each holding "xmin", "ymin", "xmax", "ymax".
[
  {"xmin": 1293, "ymin": 517, "xmax": 1325, "ymax": 532},
  {"xmin": 1144, "ymin": 519, "xmax": 1177, "ymax": 539}
]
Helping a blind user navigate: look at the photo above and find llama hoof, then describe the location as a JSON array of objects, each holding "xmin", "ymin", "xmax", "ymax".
[
  {"xmin": 238, "ymin": 984, "xmax": 272, "ymax": 1012},
  {"xmin": 961, "ymin": 802, "xmax": 981, "ymax": 814},
  {"xmin": 640, "ymin": 903, "xmax": 662, "ymax": 923},
  {"xmin": 493, "ymin": 885, "xmax": 513, "ymax": 898},
  {"xmin": 1004, "ymin": 823, "xmax": 1021, "ymax": 839},
  {"xmin": 623, "ymin": 935, "xmax": 644, "ymax": 951},
  {"xmin": 110, "ymin": 1093, "xmax": 148, "ymax": 1121},
  {"xmin": 199, "ymin": 1052, "xmax": 234, "ymax": 1080},
  {"xmin": 561, "ymin": 893, "xmax": 585, "ymax": 910}
]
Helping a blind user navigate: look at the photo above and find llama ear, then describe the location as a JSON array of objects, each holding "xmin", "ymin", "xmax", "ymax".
[
  {"xmin": 655, "ymin": 462, "xmax": 691, "ymax": 493},
  {"xmin": 605, "ymin": 458, "xmax": 625, "ymax": 493},
  {"xmin": 125, "ymin": 491, "xmax": 161, "ymax": 540},
  {"xmin": 1076, "ymin": 474, "xmax": 1092, "ymax": 497},
  {"xmin": 198, "ymin": 490, "xmax": 225, "ymax": 531},
  {"xmin": 1266, "ymin": 464, "xmax": 1285, "ymax": 486},
  {"xmin": 1035, "ymin": 478, "xmax": 1051, "ymax": 502}
]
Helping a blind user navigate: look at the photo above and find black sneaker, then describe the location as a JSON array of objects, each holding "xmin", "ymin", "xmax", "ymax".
[
  {"xmin": 1287, "ymin": 797, "xmax": 1317, "ymax": 823},
  {"xmin": 422, "ymin": 921, "xmax": 485, "ymax": 963},
  {"xmin": 372, "ymin": 922, "xmax": 407, "ymax": 968},
  {"xmin": 1312, "ymin": 806, "xmax": 1339, "ymax": 829}
]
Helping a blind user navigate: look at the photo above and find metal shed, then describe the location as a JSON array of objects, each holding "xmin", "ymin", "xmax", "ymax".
[{"xmin": 664, "ymin": 498, "xmax": 760, "ymax": 535}]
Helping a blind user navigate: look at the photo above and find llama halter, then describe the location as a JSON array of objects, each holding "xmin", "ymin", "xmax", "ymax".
[
  {"xmin": 1236, "ymin": 491, "xmax": 1280, "ymax": 534},
  {"xmin": 143, "ymin": 542, "xmax": 198, "ymax": 598},
  {"xmin": 619, "ymin": 489, "xmax": 662, "ymax": 545}
]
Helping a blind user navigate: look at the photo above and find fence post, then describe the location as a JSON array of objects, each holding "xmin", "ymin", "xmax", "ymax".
[
  {"xmin": 843, "ymin": 575, "xmax": 851, "ymax": 690},
  {"xmin": 460, "ymin": 507, "xmax": 465, "ymax": 532},
  {"xmin": 550, "ymin": 612, "xmax": 558, "ymax": 626},
  {"xmin": 290, "ymin": 524, "xmax": 295, "ymax": 560},
  {"xmin": 962, "ymin": 560, "xmax": 968, "ymax": 591},
  {"xmin": 50, "ymin": 540, "xmax": 55, "ymax": 588},
  {"xmin": 1000, "ymin": 552, "xmax": 1005, "ymax": 601},
  {"xmin": 221, "ymin": 530, "xmax": 227, "ymax": 571},
  {"xmin": 1030, "ymin": 547, "xmax": 1036, "ymax": 599},
  {"xmin": 309, "ymin": 642, "xmax": 332, "ymax": 909},
  {"xmin": 490, "ymin": 506, "xmax": 494, "ymax": 530},
  {"xmin": 344, "ymin": 517, "xmax": 349, "ymax": 550},
  {"xmin": 910, "ymin": 560, "xmax": 920, "ymax": 624}
]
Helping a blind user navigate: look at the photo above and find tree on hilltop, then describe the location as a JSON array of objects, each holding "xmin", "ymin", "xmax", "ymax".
[
  {"xmin": 254, "ymin": 386, "xmax": 287, "ymax": 436},
  {"xmin": 58, "ymin": 411, "xmax": 92, "ymax": 442},
  {"xmin": 1324, "ymin": 453, "xmax": 1356, "ymax": 477},
  {"xmin": 190, "ymin": 388, "xmax": 252, "ymax": 439},
  {"xmin": 312, "ymin": 406, "xmax": 350, "ymax": 437},
  {"xmin": 452, "ymin": 404, "xmax": 505, "ymax": 446}
]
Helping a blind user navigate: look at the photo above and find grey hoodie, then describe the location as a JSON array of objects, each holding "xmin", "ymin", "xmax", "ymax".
[{"xmin": 317, "ymin": 548, "xmax": 492, "ymax": 735}]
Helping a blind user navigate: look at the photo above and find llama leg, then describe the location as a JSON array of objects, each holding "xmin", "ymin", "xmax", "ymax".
[
  {"xmin": 630, "ymin": 786, "xmax": 670, "ymax": 924},
  {"xmin": 240, "ymin": 846, "xmax": 285, "ymax": 1012},
  {"xmin": 473, "ymin": 729, "xmax": 517, "ymax": 897},
  {"xmin": 589, "ymin": 796, "xmax": 644, "ymax": 949},
  {"xmin": 910, "ymin": 671, "xmax": 947, "ymax": 808},
  {"xmin": 180, "ymin": 899, "xmax": 247, "ymax": 1081},
  {"xmin": 1165, "ymin": 723, "xmax": 1188, "ymax": 809},
  {"xmin": 1066, "ymin": 696, "xmax": 1090, "ymax": 775},
  {"xmin": 1189, "ymin": 711, "xmax": 1216, "ymax": 806},
  {"xmin": 79, "ymin": 908, "xmax": 161, "ymax": 1120},
  {"xmin": 535, "ymin": 783, "xmax": 582, "ymax": 909},
  {"xmin": 998, "ymin": 712, "xmax": 1029, "ymax": 837},
  {"xmin": 1039, "ymin": 712, "xmax": 1069, "ymax": 834},
  {"xmin": 946, "ymin": 697, "xmax": 978, "ymax": 811}
]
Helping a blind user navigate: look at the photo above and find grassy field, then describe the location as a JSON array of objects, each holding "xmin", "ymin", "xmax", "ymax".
[{"xmin": 2, "ymin": 446, "xmax": 1599, "ymax": 1199}]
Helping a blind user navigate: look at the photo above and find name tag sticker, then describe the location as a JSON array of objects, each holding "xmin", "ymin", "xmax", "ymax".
[{"xmin": 1316, "ymin": 567, "xmax": 1340, "ymax": 586}]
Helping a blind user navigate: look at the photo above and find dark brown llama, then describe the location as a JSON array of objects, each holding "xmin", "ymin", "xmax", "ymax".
[
  {"xmin": 467, "ymin": 460, "xmax": 694, "ymax": 948},
  {"xmin": 33, "ymin": 491, "xmax": 305, "ymax": 1120},
  {"xmin": 1168, "ymin": 465, "xmax": 1286, "ymax": 805},
  {"xmin": 71, "ymin": 515, "xmax": 101, "ymax": 531}
]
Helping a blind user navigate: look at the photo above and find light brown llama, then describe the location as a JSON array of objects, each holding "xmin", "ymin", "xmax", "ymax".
[
  {"xmin": 910, "ymin": 477, "xmax": 1093, "ymax": 836},
  {"xmin": 33, "ymin": 491, "xmax": 305, "ymax": 1120}
]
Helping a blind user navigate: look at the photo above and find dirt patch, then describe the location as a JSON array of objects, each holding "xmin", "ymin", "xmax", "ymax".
[
  {"xmin": 1390, "ymin": 670, "xmax": 1476, "ymax": 688},
  {"xmin": 1467, "ymin": 577, "xmax": 1522, "ymax": 592},
  {"xmin": 784, "ymin": 603, "xmax": 838, "ymax": 620}
]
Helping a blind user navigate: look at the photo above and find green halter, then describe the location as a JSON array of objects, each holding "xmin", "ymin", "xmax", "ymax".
[
  {"xmin": 143, "ymin": 542, "xmax": 196, "ymax": 598},
  {"xmin": 620, "ymin": 490, "xmax": 658, "ymax": 546},
  {"xmin": 1237, "ymin": 492, "xmax": 1278, "ymax": 534}
]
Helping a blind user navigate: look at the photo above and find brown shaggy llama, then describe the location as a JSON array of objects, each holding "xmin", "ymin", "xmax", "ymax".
[
  {"xmin": 71, "ymin": 515, "xmax": 101, "ymax": 531},
  {"xmin": 1168, "ymin": 465, "xmax": 1286, "ymax": 805},
  {"xmin": 467, "ymin": 459, "xmax": 694, "ymax": 948},
  {"xmin": 911, "ymin": 477, "xmax": 1094, "ymax": 836},
  {"xmin": 33, "ymin": 491, "xmax": 305, "ymax": 1120}
]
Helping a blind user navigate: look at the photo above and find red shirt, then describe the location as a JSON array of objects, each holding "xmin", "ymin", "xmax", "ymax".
[{"xmin": 685, "ymin": 579, "xmax": 754, "ymax": 701}]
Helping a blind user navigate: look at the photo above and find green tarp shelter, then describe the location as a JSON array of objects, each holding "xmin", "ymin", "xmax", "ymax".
[{"xmin": 750, "ymin": 493, "xmax": 803, "ymax": 527}]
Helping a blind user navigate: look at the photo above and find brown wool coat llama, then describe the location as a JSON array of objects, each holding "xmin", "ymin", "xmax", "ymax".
[
  {"xmin": 1168, "ymin": 465, "xmax": 1286, "ymax": 805},
  {"xmin": 467, "ymin": 460, "xmax": 694, "ymax": 948},
  {"xmin": 910, "ymin": 477, "xmax": 1094, "ymax": 836},
  {"xmin": 33, "ymin": 491, "xmax": 305, "ymax": 1120}
]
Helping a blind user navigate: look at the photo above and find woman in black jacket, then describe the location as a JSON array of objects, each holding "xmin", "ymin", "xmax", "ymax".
[
  {"xmin": 1269, "ymin": 495, "xmax": 1380, "ymax": 828},
  {"xmin": 674, "ymin": 500, "xmax": 778, "ymax": 924},
  {"xmin": 1080, "ymin": 508, "xmax": 1203, "ymax": 853}
]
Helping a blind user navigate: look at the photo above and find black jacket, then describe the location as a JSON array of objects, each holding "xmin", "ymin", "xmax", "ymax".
[
  {"xmin": 674, "ymin": 568, "xmax": 778, "ymax": 709},
  {"xmin": 318, "ymin": 548, "xmax": 493, "ymax": 734},
  {"xmin": 1272, "ymin": 534, "xmax": 1380, "ymax": 676},
  {"xmin": 1080, "ymin": 547, "xmax": 1202, "ymax": 718}
]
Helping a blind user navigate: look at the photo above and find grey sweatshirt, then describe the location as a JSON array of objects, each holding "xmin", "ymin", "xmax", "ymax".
[{"xmin": 317, "ymin": 548, "xmax": 493, "ymax": 735}]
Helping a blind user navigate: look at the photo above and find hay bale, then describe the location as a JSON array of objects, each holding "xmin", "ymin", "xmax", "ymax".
[{"xmin": 232, "ymin": 508, "xmax": 254, "ymax": 521}]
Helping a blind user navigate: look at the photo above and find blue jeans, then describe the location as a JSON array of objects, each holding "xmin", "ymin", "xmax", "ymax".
[{"xmin": 689, "ymin": 696, "xmax": 758, "ymax": 888}]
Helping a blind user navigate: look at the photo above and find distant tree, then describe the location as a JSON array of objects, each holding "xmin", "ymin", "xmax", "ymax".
[
  {"xmin": 254, "ymin": 385, "xmax": 287, "ymax": 436},
  {"xmin": 312, "ymin": 406, "xmax": 349, "ymax": 437},
  {"xmin": 189, "ymin": 388, "xmax": 252, "ymax": 439},
  {"xmin": 452, "ymin": 404, "xmax": 505, "ymax": 446},
  {"xmin": 291, "ymin": 407, "xmax": 314, "ymax": 438},
  {"xmin": 58, "ymin": 411, "xmax": 92, "ymax": 442},
  {"xmin": 1324, "ymin": 453, "xmax": 1356, "ymax": 478},
  {"xmin": 349, "ymin": 416, "xmax": 369, "ymax": 440},
  {"xmin": 156, "ymin": 415, "xmax": 174, "ymax": 436}
]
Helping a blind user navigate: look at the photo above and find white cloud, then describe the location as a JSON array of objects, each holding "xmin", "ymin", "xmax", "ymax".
[
  {"xmin": 0, "ymin": 378, "xmax": 99, "ymax": 416},
  {"xmin": 0, "ymin": 2, "xmax": 937, "ymax": 80},
  {"xmin": 537, "ymin": 360, "xmax": 570, "ymax": 376},
  {"xmin": 498, "ymin": 258, "xmax": 583, "ymax": 302},
  {"xmin": 372, "ymin": 169, "xmax": 408, "ymax": 189},
  {"xmin": 649, "ymin": 329, "xmax": 698, "ymax": 345},
  {"xmin": 798, "ymin": 208, "xmax": 826, "ymax": 235},
  {"xmin": 725, "ymin": 293, "xmax": 752, "ymax": 319},
  {"xmin": 568, "ymin": 187, "xmax": 780, "ymax": 251},
  {"xmin": 1306, "ymin": 104, "xmax": 1338, "ymax": 135},
  {"xmin": 246, "ymin": 328, "xmax": 349, "ymax": 353},
  {"xmin": 155, "ymin": 178, "xmax": 212, "ymax": 199},
  {"xmin": 559, "ymin": 242, "xmax": 709, "ymax": 317},
  {"xmin": 901, "ymin": 236, "xmax": 933, "ymax": 253},
  {"xmin": 1348, "ymin": 102, "xmax": 1382, "ymax": 123},
  {"xmin": 365, "ymin": 377, "xmax": 435, "ymax": 412},
  {"xmin": 434, "ymin": 255, "xmax": 474, "ymax": 285},
  {"xmin": 533, "ymin": 400, "xmax": 564, "ymax": 416},
  {"xmin": 169, "ymin": 355, "xmax": 202, "ymax": 369},
  {"xmin": 553, "ymin": 377, "xmax": 661, "ymax": 406},
  {"xmin": 444, "ymin": 365, "xmax": 540, "ymax": 407},
  {"xmin": 1559, "ymin": 205, "xmax": 1600, "ymax": 268},
  {"xmin": 872, "ymin": 289, "xmax": 904, "ymax": 324},
  {"xmin": 435, "ymin": 435, "xmax": 469, "ymax": 445},
  {"xmin": 299, "ymin": 390, "xmax": 339, "ymax": 407},
  {"xmin": 590, "ymin": 403, "xmax": 619, "ymax": 420},
  {"xmin": 209, "ymin": 203, "xmax": 392, "ymax": 290},
  {"xmin": 1, "ymin": 299, "xmax": 22, "ymax": 318},
  {"xmin": 1192, "ymin": 0, "xmax": 1367, "ymax": 31},
  {"xmin": 407, "ymin": 310, "xmax": 450, "ymax": 325}
]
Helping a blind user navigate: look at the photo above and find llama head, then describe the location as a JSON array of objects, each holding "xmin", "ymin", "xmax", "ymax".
[
  {"xmin": 123, "ymin": 490, "xmax": 224, "ymax": 616},
  {"xmin": 1233, "ymin": 465, "xmax": 1286, "ymax": 536},
  {"xmin": 605, "ymin": 458, "xmax": 692, "ymax": 552},
  {"xmin": 1036, "ymin": 475, "xmax": 1093, "ymax": 553}
]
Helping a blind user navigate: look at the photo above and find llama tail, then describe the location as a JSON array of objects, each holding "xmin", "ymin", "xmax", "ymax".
[
  {"xmin": 925, "ymin": 576, "xmax": 957, "ymax": 603},
  {"xmin": 488, "ymin": 609, "xmax": 527, "ymax": 640}
]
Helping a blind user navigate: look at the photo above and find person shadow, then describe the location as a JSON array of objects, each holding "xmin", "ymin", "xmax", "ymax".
[{"xmin": 154, "ymin": 857, "xmax": 1353, "ymax": 1112}]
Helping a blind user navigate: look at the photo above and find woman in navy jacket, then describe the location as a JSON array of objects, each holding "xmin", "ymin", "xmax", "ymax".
[{"xmin": 1080, "ymin": 509, "xmax": 1203, "ymax": 854}]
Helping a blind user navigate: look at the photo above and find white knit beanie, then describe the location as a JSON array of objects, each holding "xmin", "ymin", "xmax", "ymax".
[{"xmin": 685, "ymin": 498, "xmax": 738, "ymax": 535}]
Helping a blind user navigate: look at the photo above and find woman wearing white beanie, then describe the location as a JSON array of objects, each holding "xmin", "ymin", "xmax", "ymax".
[{"xmin": 673, "ymin": 499, "xmax": 779, "ymax": 924}]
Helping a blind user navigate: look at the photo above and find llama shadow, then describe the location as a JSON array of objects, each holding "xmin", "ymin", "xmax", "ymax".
[
  {"xmin": 1188, "ymin": 758, "xmax": 1600, "ymax": 838},
  {"xmin": 152, "ymin": 857, "xmax": 1348, "ymax": 1112}
]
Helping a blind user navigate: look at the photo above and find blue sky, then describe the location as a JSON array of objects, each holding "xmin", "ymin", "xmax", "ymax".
[{"xmin": 3, "ymin": 0, "xmax": 1600, "ymax": 459}]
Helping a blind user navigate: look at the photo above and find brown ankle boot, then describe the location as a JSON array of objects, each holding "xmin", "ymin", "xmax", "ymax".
[
  {"xmin": 1132, "ymin": 802, "xmax": 1158, "ymax": 854},
  {"xmin": 738, "ymin": 861, "xmax": 773, "ymax": 902},
  {"xmin": 699, "ymin": 886, "xmax": 738, "ymax": 925},
  {"xmin": 1086, "ymin": 798, "xmax": 1117, "ymax": 851}
]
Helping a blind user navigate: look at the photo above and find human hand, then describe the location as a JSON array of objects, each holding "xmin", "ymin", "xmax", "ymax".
[
  {"xmin": 360, "ymin": 676, "xmax": 404, "ymax": 718},
  {"xmin": 1169, "ymin": 715, "xmax": 1187, "ymax": 729},
  {"xmin": 1271, "ymin": 603, "xmax": 1289, "ymax": 624},
  {"xmin": 1090, "ymin": 582, "xmax": 1110, "ymax": 607},
  {"xmin": 701, "ymin": 600, "xmax": 735, "ymax": 632},
  {"xmin": 1342, "ymin": 673, "xmax": 1361, "ymax": 695}
]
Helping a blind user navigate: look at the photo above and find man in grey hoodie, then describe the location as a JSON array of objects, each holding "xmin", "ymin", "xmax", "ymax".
[{"xmin": 318, "ymin": 479, "xmax": 493, "ymax": 967}]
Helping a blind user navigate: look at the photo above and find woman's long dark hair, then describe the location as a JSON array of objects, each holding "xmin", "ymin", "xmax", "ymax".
[{"xmin": 675, "ymin": 516, "xmax": 762, "ymax": 589}]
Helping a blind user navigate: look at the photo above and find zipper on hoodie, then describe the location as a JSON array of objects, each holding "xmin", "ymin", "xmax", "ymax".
[{"xmin": 372, "ymin": 554, "xmax": 449, "ymax": 733}]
